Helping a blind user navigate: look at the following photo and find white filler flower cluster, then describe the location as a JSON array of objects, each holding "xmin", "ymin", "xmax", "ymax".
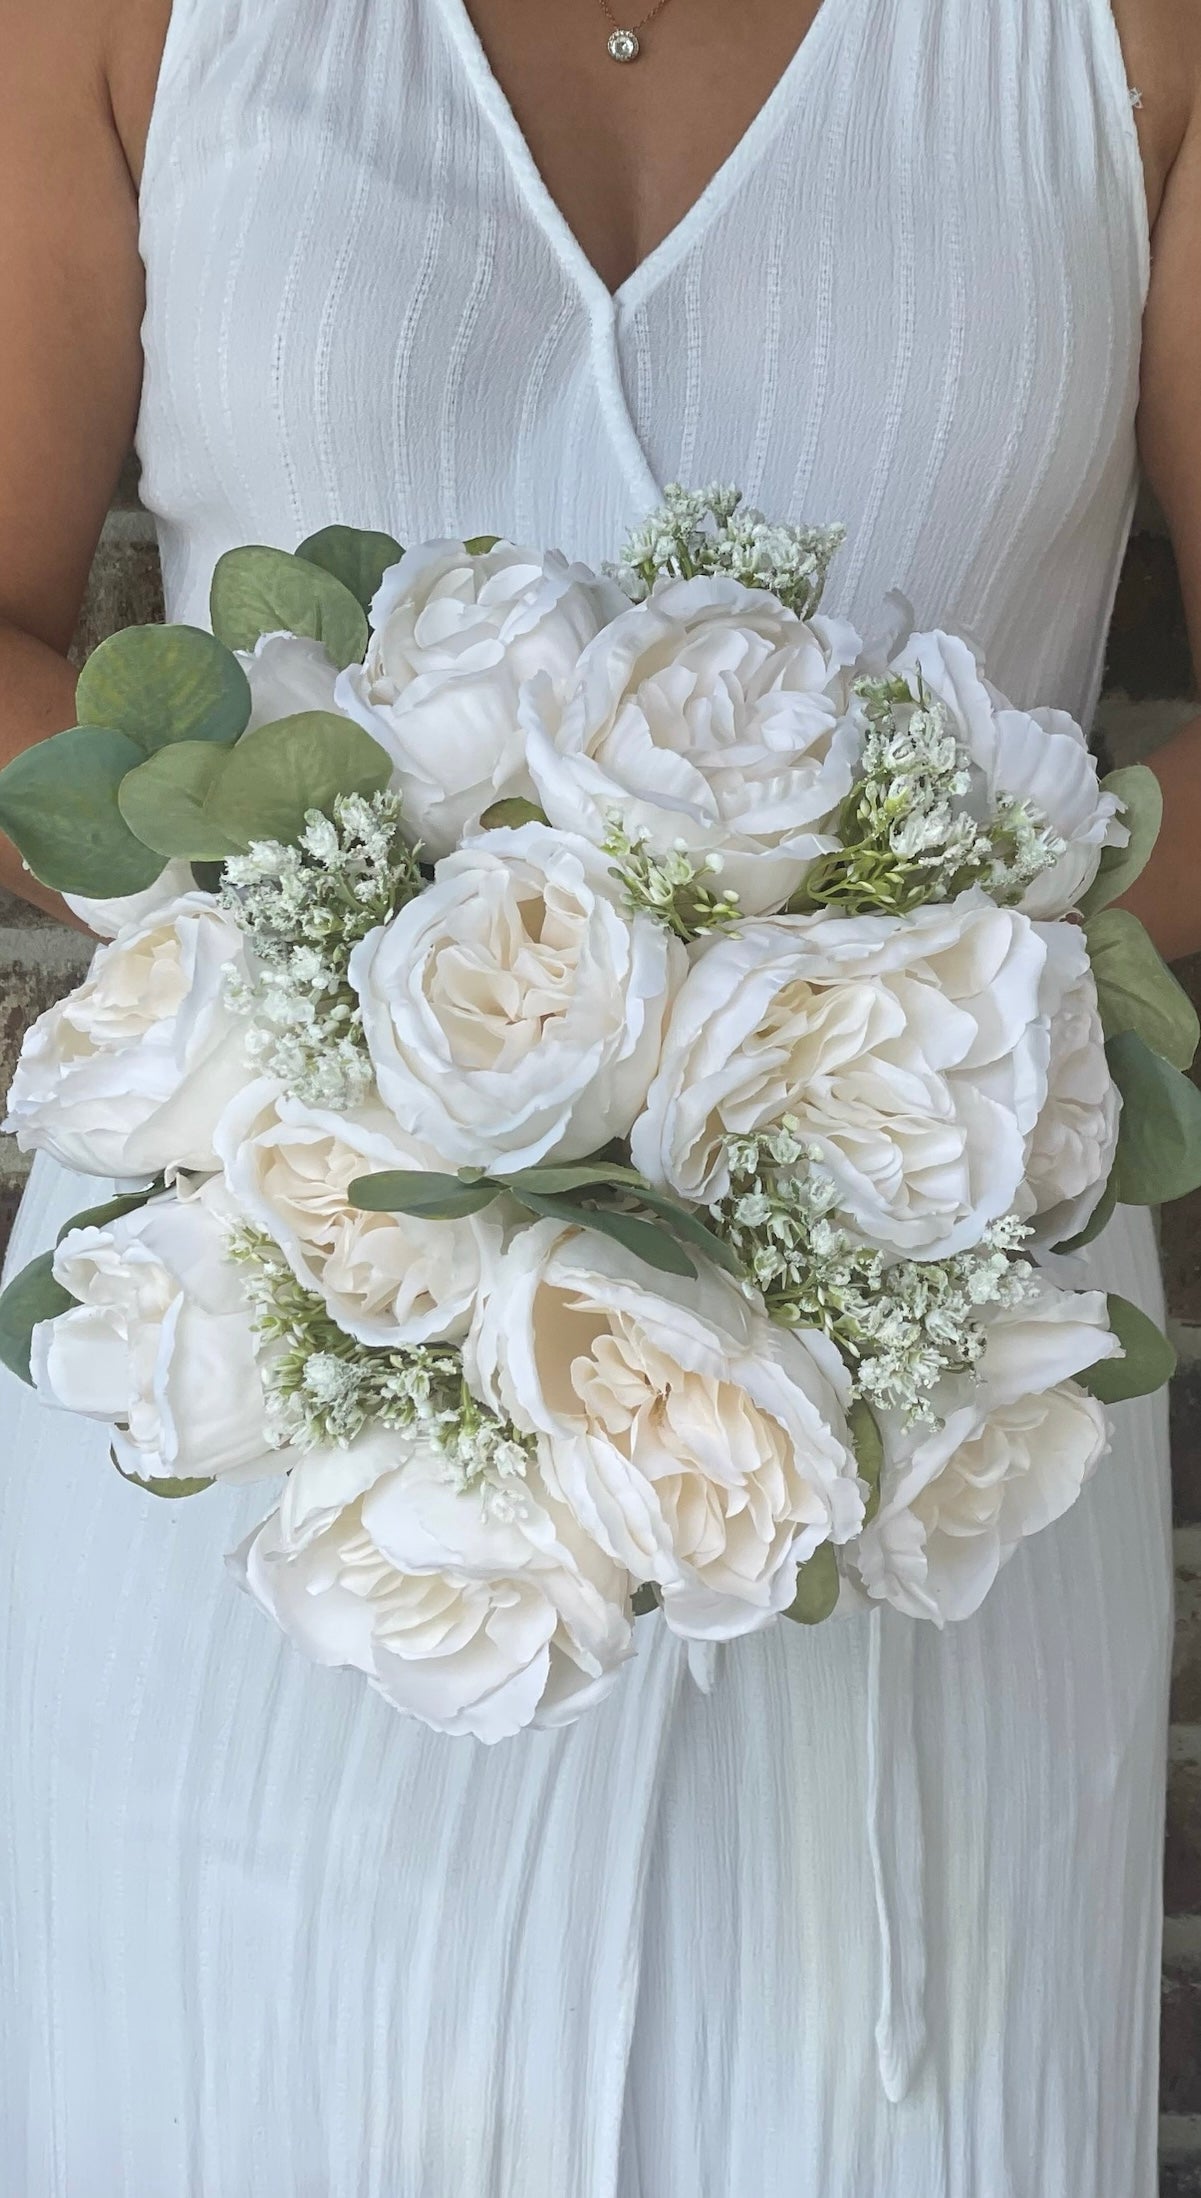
[{"xmin": 7, "ymin": 486, "xmax": 1152, "ymax": 1742}]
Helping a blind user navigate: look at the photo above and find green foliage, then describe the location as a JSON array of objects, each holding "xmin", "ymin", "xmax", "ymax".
[
  {"xmin": 118, "ymin": 742, "xmax": 246, "ymax": 860},
  {"xmin": 206, "ymin": 713, "xmax": 392, "ymax": 847},
  {"xmin": 210, "ymin": 544, "xmax": 368, "ymax": 669},
  {"xmin": 0, "ymin": 725, "xmax": 164, "ymax": 896},
  {"xmin": 785, "ymin": 1541, "xmax": 840, "ymax": 1625},
  {"xmin": 0, "ymin": 1250, "xmax": 75, "ymax": 1386},
  {"xmin": 1077, "ymin": 1293, "xmax": 1177, "ymax": 1403},
  {"xmin": 848, "ymin": 1397, "xmax": 884, "ymax": 1524},
  {"xmin": 346, "ymin": 1158, "xmax": 741, "ymax": 1282},
  {"xmin": 1053, "ymin": 1174, "xmax": 1118, "ymax": 1254},
  {"xmin": 111, "ymin": 1452, "xmax": 215, "ymax": 1500},
  {"xmin": 477, "ymin": 797, "xmax": 548, "ymax": 831},
  {"xmin": 1078, "ymin": 765, "xmax": 1163, "ymax": 916},
  {"xmin": 462, "ymin": 534, "xmax": 501, "ymax": 556},
  {"xmin": 75, "ymin": 624, "xmax": 251, "ymax": 753},
  {"xmin": 1085, "ymin": 905, "xmax": 1199, "ymax": 1071},
  {"xmin": 56, "ymin": 1182, "xmax": 164, "ymax": 1244},
  {"xmin": 1108, "ymin": 1030, "xmax": 1201, "ymax": 1205},
  {"xmin": 295, "ymin": 525, "xmax": 403, "ymax": 616}
]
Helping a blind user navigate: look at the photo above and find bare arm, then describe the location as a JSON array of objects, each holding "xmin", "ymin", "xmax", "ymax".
[
  {"xmin": 0, "ymin": 0, "xmax": 164, "ymax": 919},
  {"xmin": 1122, "ymin": 4, "xmax": 1201, "ymax": 960}
]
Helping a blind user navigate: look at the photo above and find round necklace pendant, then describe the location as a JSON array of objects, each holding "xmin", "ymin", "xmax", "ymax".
[{"xmin": 607, "ymin": 27, "xmax": 641, "ymax": 60}]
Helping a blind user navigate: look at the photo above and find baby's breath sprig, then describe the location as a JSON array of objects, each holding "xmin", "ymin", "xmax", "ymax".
[
  {"xmin": 799, "ymin": 673, "xmax": 1065, "ymax": 917},
  {"xmin": 601, "ymin": 815, "xmax": 743, "ymax": 941},
  {"xmin": 228, "ymin": 1228, "xmax": 535, "ymax": 1509},
  {"xmin": 220, "ymin": 790, "xmax": 423, "ymax": 1111},
  {"xmin": 608, "ymin": 482, "xmax": 846, "ymax": 620},
  {"xmin": 711, "ymin": 1121, "xmax": 1040, "ymax": 1421}
]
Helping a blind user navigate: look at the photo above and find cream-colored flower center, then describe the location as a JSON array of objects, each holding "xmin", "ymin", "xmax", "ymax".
[
  {"xmin": 62, "ymin": 932, "xmax": 188, "ymax": 1053},
  {"xmin": 912, "ymin": 1398, "xmax": 1046, "ymax": 1541},
  {"xmin": 424, "ymin": 878, "xmax": 587, "ymax": 1072},
  {"xmin": 254, "ymin": 1128, "xmax": 455, "ymax": 1322}
]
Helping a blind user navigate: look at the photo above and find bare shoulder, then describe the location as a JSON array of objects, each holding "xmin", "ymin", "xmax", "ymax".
[
  {"xmin": 0, "ymin": 0, "xmax": 170, "ymax": 188},
  {"xmin": 1114, "ymin": 0, "xmax": 1201, "ymax": 224}
]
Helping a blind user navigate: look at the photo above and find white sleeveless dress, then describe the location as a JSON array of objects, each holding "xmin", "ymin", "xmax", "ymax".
[{"xmin": 0, "ymin": 1, "xmax": 1173, "ymax": 2190}]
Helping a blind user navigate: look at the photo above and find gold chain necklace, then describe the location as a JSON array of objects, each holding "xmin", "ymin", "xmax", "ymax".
[{"xmin": 595, "ymin": 0, "xmax": 678, "ymax": 63}]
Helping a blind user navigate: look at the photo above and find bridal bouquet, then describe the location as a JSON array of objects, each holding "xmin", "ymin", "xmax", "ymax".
[{"xmin": 1, "ymin": 486, "xmax": 1197, "ymax": 1741}]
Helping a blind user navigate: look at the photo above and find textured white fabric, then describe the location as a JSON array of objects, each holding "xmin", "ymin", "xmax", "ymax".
[{"xmin": 0, "ymin": 0, "xmax": 1172, "ymax": 2191}]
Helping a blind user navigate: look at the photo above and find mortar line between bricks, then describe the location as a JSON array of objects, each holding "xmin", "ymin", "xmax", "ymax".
[{"xmin": 1161, "ymin": 2114, "xmax": 1201, "ymax": 2160}]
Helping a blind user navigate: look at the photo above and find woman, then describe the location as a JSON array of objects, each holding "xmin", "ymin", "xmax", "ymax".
[{"xmin": 0, "ymin": 0, "xmax": 1195, "ymax": 2190}]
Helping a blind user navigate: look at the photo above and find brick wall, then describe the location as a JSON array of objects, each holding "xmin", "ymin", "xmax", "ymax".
[{"xmin": 1, "ymin": 476, "xmax": 1199, "ymax": 2181}]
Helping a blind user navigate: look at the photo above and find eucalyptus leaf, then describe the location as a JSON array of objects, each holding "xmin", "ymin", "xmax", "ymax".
[
  {"xmin": 56, "ymin": 1181, "xmax": 165, "ymax": 1245},
  {"xmin": 477, "ymin": 797, "xmax": 549, "ymax": 831},
  {"xmin": 1108, "ymin": 1030, "xmax": 1201, "ymax": 1205},
  {"xmin": 205, "ymin": 712, "xmax": 391, "ymax": 848},
  {"xmin": 117, "ymin": 742, "xmax": 246, "ymax": 861},
  {"xmin": 516, "ymin": 1192, "xmax": 697, "ymax": 1278},
  {"xmin": 504, "ymin": 1161, "xmax": 647, "ymax": 1197},
  {"xmin": 75, "ymin": 624, "xmax": 251, "ymax": 753},
  {"xmin": 210, "ymin": 545, "xmax": 368, "ymax": 669},
  {"xmin": 463, "ymin": 534, "xmax": 501, "ymax": 556},
  {"xmin": 295, "ymin": 525, "xmax": 403, "ymax": 616},
  {"xmin": 111, "ymin": 1450, "xmax": 215, "ymax": 1500},
  {"xmin": 0, "ymin": 725, "xmax": 164, "ymax": 896},
  {"xmin": 1078, "ymin": 765, "xmax": 1164, "ymax": 916},
  {"xmin": 191, "ymin": 860, "xmax": 226, "ymax": 894},
  {"xmin": 0, "ymin": 1250, "xmax": 75, "ymax": 1386},
  {"xmin": 611, "ymin": 1185, "xmax": 743, "ymax": 1277},
  {"xmin": 848, "ymin": 1397, "xmax": 884, "ymax": 1525},
  {"xmin": 347, "ymin": 1169, "xmax": 501, "ymax": 1219},
  {"xmin": 785, "ymin": 1541, "xmax": 840, "ymax": 1625},
  {"xmin": 631, "ymin": 1583, "xmax": 661, "ymax": 1617},
  {"xmin": 1054, "ymin": 1173, "xmax": 1118, "ymax": 1254},
  {"xmin": 1086, "ymin": 905, "xmax": 1200, "ymax": 1071},
  {"xmin": 1077, "ymin": 1293, "xmax": 1177, "ymax": 1403}
]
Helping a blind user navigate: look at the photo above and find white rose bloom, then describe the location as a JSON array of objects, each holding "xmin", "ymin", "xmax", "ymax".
[
  {"xmin": 30, "ymin": 1187, "xmax": 277, "ymax": 1486},
  {"xmin": 214, "ymin": 1079, "xmax": 497, "ymax": 1347},
  {"xmin": 632, "ymin": 895, "xmax": 1050, "ymax": 1258},
  {"xmin": 237, "ymin": 629, "xmax": 342, "ymax": 728},
  {"xmin": 334, "ymin": 540, "xmax": 622, "ymax": 857},
  {"xmin": 232, "ymin": 1427, "xmax": 634, "ymax": 1742},
  {"xmin": 889, "ymin": 629, "xmax": 1125, "ymax": 917},
  {"xmin": 523, "ymin": 575, "xmax": 864, "ymax": 918},
  {"xmin": 62, "ymin": 860, "xmax": 196, "ymax": 939},
  {"xmin": 469, "ymin": 1221, "xmax": 864, "ymax": 1641},
  {"xmin": 4, "ymin": 893, "xmax": 251, "ymax": 1178},
  {"xmin": 350, "ymin": 822, "xmax": 683, "ymax": 1172},
  {"xmin": 1021, "ymin": 922, "xmax": 1120, "ymax": 1245},
  {"xmin": 856, "ymin": 1285, "xmax": 1118, "ymax": 1623}
]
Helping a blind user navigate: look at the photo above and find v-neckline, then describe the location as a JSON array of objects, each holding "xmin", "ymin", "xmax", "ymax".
[{"xmin": 432, "ymin": 0, "xmax": 842, "ymax": 316}]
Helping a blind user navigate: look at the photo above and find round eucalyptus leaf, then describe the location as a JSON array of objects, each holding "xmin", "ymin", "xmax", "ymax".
[
  {"xmin": 117, "ymin": 742, "xmax": 246, "ymax": 861},
  {"xmin": 1086, "ymin": 905, "xmax": 1199, "ymax": 1071},
  {"xmin": 295, "ymin": 525, "xmax": 403, "ymax": 615},
  {"xmin": 75, "ymin": 624, "xmax": 251, "ymax": 753},
  {"xmin": 56, "ymin": 1181, "xmax": 165, "ymax": 1245},
  {"xmin": 1108, "ymin": 1029, "xmax": 1201, "ymax": 1205},
  {"xmin": 848, "ymin": 1397, "xmax": 884, "ymax": 1524},
  {"xmin": 478, "ymin": 797, "xmax": 549, "ymax": 831},
  {"xmin": 1078, "ymin": 765, "xmax": 1163, "ymax": 916},
  {"xmin": 0, "ymin": 1249, "xmax": 75, "ymax": 1386},
  {"xmin": 785, "ymin": 1541, "xmax": 840, "ymax": 1625},
  {"xmin": 206, "ymin": 711, "xmax": 391, "ymax": 848},
  {"xmin": 111, "ymin": 1451, "xmax": 215, "ymax": 1500},
  {"xmin": 463, "ymin": 534, "xmax": 501, "ymax": 556},
  {"xmin": 0, "ymin": 725, "xmax": 164, "ymax": 896},
  {"xmin": 1077, "ymin": 1293, "xmax": 1177, "ymax": 1404},
  {"xmin": 210, "ymin": 545, "xmax": 368, "ymax": 669}
]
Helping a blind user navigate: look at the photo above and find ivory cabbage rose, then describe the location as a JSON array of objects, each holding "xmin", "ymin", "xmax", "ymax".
[
  {"xmin": 335, "ymin": 539, "xmax": 623, "ymax": 856},
  {"xmin": 231, "ymin": 1426, "xmax": 634, "ymax": 1741},
  {"xmin": 888, "ymin": 629, "xmax": 1125, "ymax": 917},
  {"xmin": 1022, "ymin": 922, "xmax": 1121, "ymax": 1245},
  {"xmin": 63, "ymin": 860, "xmax": 195, "ymax": 939},
  {"xmin": 522, "ymin": 574, "xmax": 863, "ymax": 917},
  {"xmin": 855, "ymin": 1286, "xmax": 1119, "ymax": 1622},
  {"xmin": 4, "ymin": 893, "xmax": 250, "ymax": 1177},
  {"xmin": 30, "ymin": 1188, "xmax": 277, "ymax": 1486},
  {"xmin": 237, "ymin": 628, "xmax": 341, "ymax": 728},
  {"xmin": 468, "ymin": 1221, "xmax": 864, "ymax": 1640},
  {"xmin": 631, "ymin": 895, "xmax": 1051, "ymax": 1258},
  {"xmin": 349, "ymin": 822, "xmax": 683, "ymax": 1172},
  {"xmin": 213, "ymin": 1079, "xmax": 497, "ymax": 1346}
]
